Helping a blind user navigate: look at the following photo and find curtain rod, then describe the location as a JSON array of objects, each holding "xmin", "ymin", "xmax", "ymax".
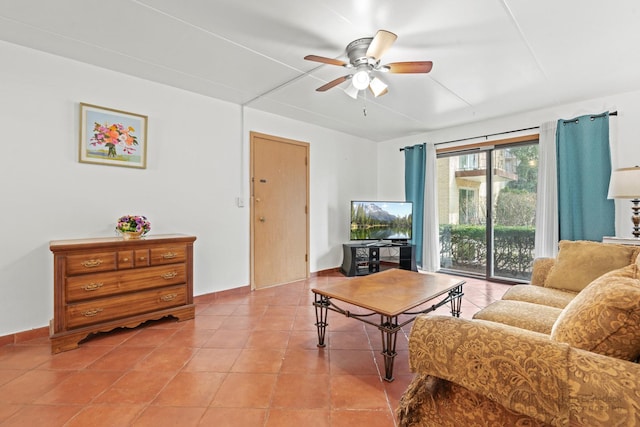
[
  {"xmin": 561, "ymin": 110, "xmax": 617, "ymax": 124},
  {"xmin": 399, "ymin": 111, "xmax": 618, "ymax": 151}
]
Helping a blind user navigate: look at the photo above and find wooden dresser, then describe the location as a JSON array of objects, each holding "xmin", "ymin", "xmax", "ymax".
[{"xmin": 49, "ymin": 234, "xmax": 196, "ymax": 353}]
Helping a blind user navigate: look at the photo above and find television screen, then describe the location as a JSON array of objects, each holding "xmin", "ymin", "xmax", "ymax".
[{"xmin": 350, "ymin": 201, "xmax": 413, "ymax": 241}]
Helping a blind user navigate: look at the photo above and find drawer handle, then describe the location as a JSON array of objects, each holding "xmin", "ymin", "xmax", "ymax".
[
  {"xmin": 81, "ymin": 259, "xmax": 103, "ymax": 268},
  {"xmin": 161, "ymin": 293, "xmax": 177, "ymax": 302},
  {"xmin": 161, "ymin": 272, "xmax": 178, "ymax": 280},
  {"xmin": 82, "ymin": 308, "xmax": 104, "ymax": 317},
  {"xmin": 82, "ymin": 282, "xmax": 104, "ymax": 291},
  {"xmin": 162, "ymin": 252, "xmax": 178, "ymax": 259},
  {"xmin": 139, "ymin": 256, "xmax": 146, "ymax": 261},
  {"xmin": 122, "ymin": 258, "xmax": 129, "ymax": 262}
]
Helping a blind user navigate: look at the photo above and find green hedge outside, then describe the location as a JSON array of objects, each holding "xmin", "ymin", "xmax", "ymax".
[{"xmin": 439, "ymin": 224, "xmax": 535, "ymax": 280}]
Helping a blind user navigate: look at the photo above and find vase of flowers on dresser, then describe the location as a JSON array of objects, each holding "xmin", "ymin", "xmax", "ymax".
[{"xmin": 116, "ymin": 215, "xmax": 151, "ymax": 239}]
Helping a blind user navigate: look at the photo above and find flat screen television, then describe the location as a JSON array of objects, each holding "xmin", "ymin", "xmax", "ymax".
[{"xmin": 350, "ymin": 200, "xmax": 413, "ymax": 242}]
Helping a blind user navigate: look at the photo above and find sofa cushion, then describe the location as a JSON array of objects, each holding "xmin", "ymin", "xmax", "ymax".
[
  {"xmin": 472, "ymin": 300, "xmax": 563, "ymax": 334},
  {"xmin": 544, "ymin": 240, "xmax": 639, "ymax": 292},
  {"xmin": 530, "ymin": 257, "xmax": 556, "ymax": 287},
  {"xmin": 502, "ymin": 284, "xmax": 577, "ymax": 309},
  {"xmin": 550, "ymin": 264, "xmax": 640, "ymax": 361}
]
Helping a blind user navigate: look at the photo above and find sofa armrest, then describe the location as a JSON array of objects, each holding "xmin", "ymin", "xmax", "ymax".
[
  {"xmin": 408, "ymin": 315, "xmax": 640, "ymax": 426},
  {"xmin": 409, "ymin": 315, "xmax": 570, "ymax": 425},
  {"xmin": 567, "ymin": 347, "xmax": 640, "ymax": 426},
  {"xmin": 531, "ymin": 257, "xmax": 555, "ymax": 286}
]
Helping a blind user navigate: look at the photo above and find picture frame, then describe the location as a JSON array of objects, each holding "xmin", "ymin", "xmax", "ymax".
[{"xmin": 79, "ymin": 103, "xmax": 148, "ymax": 169}]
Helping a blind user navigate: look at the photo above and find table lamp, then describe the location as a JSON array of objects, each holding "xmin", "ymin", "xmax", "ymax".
[{"xmin": 608, "ymin": 166, "xmax": 640, "ymax": 238}]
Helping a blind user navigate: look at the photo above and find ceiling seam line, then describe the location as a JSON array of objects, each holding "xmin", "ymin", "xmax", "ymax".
[
  {"xmin": 499, "ymin": 0, "xmax": 549, "ymax": 81},
  {"xmin": 0, "ymin": 15, "xmax": 243, "ymax": 93},
  {"xmin": 133, "ymin": 0, "xmax": 326, "ymax": 105},
  {"xmin": 242, "ymin": 65, "xmax": 324, "ymax": 107},
  {"xmin": 132, "ymin": 0, "xmax": 301, "ymax": 74}
]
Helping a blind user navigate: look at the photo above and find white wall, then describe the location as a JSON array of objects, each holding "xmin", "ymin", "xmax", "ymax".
[
  {"xmin": 378, "ymin": 92, "xmax": 640, "ymax": 238},
  {"xmin": 0, "ymin": 41, "xmax": 377, "ymax": 336}
]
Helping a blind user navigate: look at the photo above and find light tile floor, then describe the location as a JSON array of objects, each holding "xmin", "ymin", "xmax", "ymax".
[{"xmin": 0, "ymin": 270, "xmax": 511, "ymax": 426}]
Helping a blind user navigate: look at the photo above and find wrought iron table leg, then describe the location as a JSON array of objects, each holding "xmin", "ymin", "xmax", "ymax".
[
  {"xmin": 314, "ymin": 293, "xmax": 329, "ymax": 347},
  {"xmin": 380, "ymin": 315, "xmax": 399, "ymax": 382},
  {"xmin": 449, "ymin": 285, "xmax": 463, "ymax": 318}
]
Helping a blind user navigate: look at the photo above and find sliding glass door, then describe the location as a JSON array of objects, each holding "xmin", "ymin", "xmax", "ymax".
[
  {"xmin": 438, "ymin": 152, "xmax": 488, "ymax": 276},
  {"xmin": 437, "ymin": 142, "xmax": 538, "ymax": 281},
  {"xmin": 491, "ymin": 144, "xmax": 538, "ymax": 280}
]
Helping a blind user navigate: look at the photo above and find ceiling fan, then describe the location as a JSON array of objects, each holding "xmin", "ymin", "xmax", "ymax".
[{"xmin": 304, "ymin": 29, "xmax": 433, "ymax": 98}]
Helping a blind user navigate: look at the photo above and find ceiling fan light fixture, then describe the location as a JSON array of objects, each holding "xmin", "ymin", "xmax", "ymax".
[
  {"xmin": 304, "ymin": 29, "xmax": 433, "ymax": 95},
  {"xmin": 352, "ymin": 69, "xmax": 371, "ymax": 90},
  {"xmin": 369, "ymin": 77, "xmax": 388, "ymax": 97},
  {"xmin": 344, "ymin": 83, "xmax": 359, "ymax": 99}
]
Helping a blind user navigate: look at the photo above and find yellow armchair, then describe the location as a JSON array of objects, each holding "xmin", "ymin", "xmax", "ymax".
[{"xmin": 398, "ymin": 315, "xmax": 640, "ymax": 427}]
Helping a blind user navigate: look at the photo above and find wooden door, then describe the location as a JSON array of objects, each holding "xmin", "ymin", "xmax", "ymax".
[{"xmin": 250, "ymin": 132, "xmax": 309, "ymax": 289}]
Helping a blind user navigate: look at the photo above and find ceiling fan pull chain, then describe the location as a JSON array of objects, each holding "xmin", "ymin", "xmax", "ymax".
[{"xmin": 363, "ymin": 90, "xmax": 367, "ymax": 116}]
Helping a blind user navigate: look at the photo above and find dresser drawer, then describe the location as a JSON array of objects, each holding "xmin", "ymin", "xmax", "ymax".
[
  {"xmin": 65, "ymin": 264, "xmax": 187, "ymax": 302},
  {"xmin": 66, "ymin": 284, "xmax": 187, "ymax": 328},
  {"xmin": 118, "ymin": 250, "xmax": 134, "ymax": 269},
  {"xmin": 66, "ymin": 252, "xmax": 117, "ymax": 275},
  {"xmin": 135, "ymin": 249, "xmax": 150, "ymax": 267},
  {"xmin": 150, "ymin": 245, "xmax": 187, "ymax": 265}
]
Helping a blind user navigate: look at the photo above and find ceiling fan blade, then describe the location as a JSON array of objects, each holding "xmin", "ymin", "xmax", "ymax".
[
  {"xmin": 316, "ymin": 75, "xmax": 350, "ymax": 92},
  {"xmin": 304, "ymin": 55, "xmax": 347, "ymax": 67},
  {"xmin": 385, "ymin": 61, "xmax": 433, "ymax": 74},
  {"xmin": 366, "ymin": 30, "xmax": 397, "ymax": 60}
]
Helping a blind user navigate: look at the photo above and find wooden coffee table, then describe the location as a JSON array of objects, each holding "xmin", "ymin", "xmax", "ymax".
[{"xmin": 311, "ymin": 268, "xmax": 464, "ymax": 381}]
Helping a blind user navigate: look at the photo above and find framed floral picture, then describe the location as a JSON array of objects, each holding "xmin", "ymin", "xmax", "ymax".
[{"xmin": 79, "ymin": 103, "xmax": 148, "ymax": 169}]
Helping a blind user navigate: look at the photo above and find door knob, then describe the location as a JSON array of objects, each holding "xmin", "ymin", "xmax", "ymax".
[{"xmin": 259, "ymin": 217, "xmax": 266, "ymax": 222}]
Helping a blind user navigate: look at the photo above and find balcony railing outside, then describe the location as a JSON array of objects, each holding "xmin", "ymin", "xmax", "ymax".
[{"xmin": 458, "ymin": 151, "xmax": 518, "ymax": 174}]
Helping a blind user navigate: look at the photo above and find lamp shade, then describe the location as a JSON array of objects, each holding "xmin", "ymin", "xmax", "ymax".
[
  {"xmin": 344, "ymin": 83, "xmax": 359, "ymax": 99},
  {"xmin": 352, "ymin": 69, "xmax": 371, "ymax": 90},
  {"xmin": 368, "ymin": 77, "xmax": 388, "ymax": 97},
  {"xmin": 608, "ymin": 166, "xmax": 640, "ymax": 199}
]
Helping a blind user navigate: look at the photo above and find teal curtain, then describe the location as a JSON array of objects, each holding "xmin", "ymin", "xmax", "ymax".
[
  {"xmin": 556, "ymin": 113, "xmax": 614, "ymax": 241},
  {"xmin": 404, "ymin": 144, "xmax": 426, "ymax": 266}
]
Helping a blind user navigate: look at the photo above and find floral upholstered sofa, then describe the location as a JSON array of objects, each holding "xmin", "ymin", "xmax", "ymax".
[{"xmin": 397, "ymin": 240, "xmax": 640, "ymax": 427}]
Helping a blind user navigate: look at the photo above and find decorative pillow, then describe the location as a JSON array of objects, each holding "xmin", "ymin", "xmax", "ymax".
[
  {"xmin": 544, "ymin": 240, "xmax": 639, "ymax": 292},
  {"xmin": 550, "ymin": 264, "xmax": 640, "ymax": 361}
]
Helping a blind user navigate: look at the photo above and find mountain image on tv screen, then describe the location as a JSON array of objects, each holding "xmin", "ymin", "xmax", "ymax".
[{"xmin": 350, "ymin": 201, "xmax": 412, "ymax": 241}]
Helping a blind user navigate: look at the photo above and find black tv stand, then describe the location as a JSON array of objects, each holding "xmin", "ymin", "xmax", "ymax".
[{"xmin": 341, "ymin": 242, "xmax": 417, "ymax": 276}]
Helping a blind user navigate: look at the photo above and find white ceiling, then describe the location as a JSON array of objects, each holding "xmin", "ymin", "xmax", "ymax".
[{"xmin": 2, "ymin": 0, "xmax": 639, "ymax": 142}]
